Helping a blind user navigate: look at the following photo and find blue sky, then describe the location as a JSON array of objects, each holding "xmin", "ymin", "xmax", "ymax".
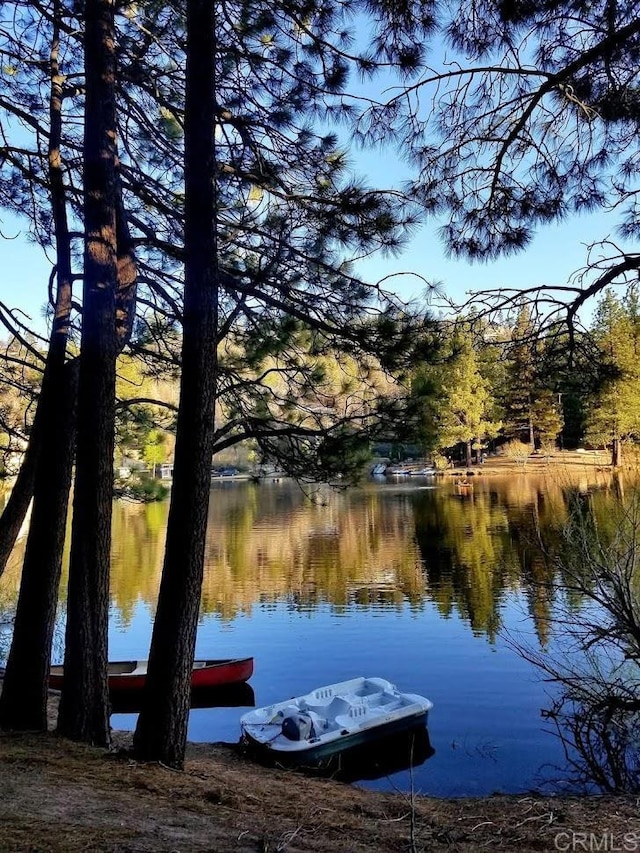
[
  {"xmin": 0, "ymin": 200, "xmax": 615, "ymax": 336},
  {"xmin": 0, "ymin": 83, "xmax": 623, "ymax": 336},
  {"xmin": 0, "ymin": 25, "xmax": 626, "ymax": 338},
  {"xmin": 0, "ymin": 225, "xmax": 54, "ymax": 333},
  {"xmin": 356, "ymin": 208, "xmax": 614, "ymax": 311},
  {"xmin": 0, "ymin": 11, "xmax": 631, "ymax": 339},
  {"xmin": 350, "ymin": 137, "xmax": 622, "ymax": 320}
]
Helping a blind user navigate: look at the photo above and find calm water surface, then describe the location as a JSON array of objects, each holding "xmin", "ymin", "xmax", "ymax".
[{"xmin": 0, "ymin": 471, "xmax": 620, "ymax": 796}]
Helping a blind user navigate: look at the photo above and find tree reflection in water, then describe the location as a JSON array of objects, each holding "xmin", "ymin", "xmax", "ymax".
[
  {"xmin": 514, "ymin": 479, "xmax": 640, "ymax": 793},
  {"xmin": 2, "ymin": 470, "xmax": 639, "ymax": 794},
  {"xmin": 0, "ymin": 471, "xmax": 625, "ymax": 643}
]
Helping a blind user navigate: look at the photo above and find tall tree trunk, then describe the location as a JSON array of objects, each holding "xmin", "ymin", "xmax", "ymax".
[
  {"xmin": 0, "ymin": 3, "xmax": 137, "ymax": 732},
  {"xmin": 0, "ymin": 6, "xmax": 77, "ymax": 731},
  {"xmin": 612, "ymin": 470, "xmax": 625, "ymax": 500},
  {"xmin": 611, "ymin": 437, "xmax": 621, "ymax": 468},
  {"xmin": 465, "ymin": 439, "xmax": 472, "ymax": 468},
  {"xmin": 133, "ymin": 0, "xmax": 218, "ymax": 768},
  {"xmin": 57, "ymin": 0, "xmax": 118, "ymax": 746}
]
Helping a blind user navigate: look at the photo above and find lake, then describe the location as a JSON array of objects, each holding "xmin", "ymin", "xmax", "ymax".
[{"xmin": 0, "ymin": 469, "xmax": 622, "ymax": 796}]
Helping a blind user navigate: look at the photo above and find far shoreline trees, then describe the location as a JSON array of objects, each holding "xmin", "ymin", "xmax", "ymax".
[{"xmin": 6, "ymin": 282, "xmax": 640, "ymax": 485}]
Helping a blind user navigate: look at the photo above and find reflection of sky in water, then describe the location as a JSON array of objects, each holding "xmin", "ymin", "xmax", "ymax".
[
  {"xmin": 108, "ymin": 592, "xmax": 566, "ymax": 798},
  {"xmin": 3, "ymin": 473, "xmax": 620, "ymax": 797}
]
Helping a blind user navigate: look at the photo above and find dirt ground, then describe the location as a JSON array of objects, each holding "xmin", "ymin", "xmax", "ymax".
[
  {"xmin": 444, "ymin": 449, "xmax": 615, "ymax": 477},
  {"xmin": 1, "ymin": 709, "xmax": 638, "ymax": 853},
  {"xmin": 1, "ymin": 729, "xmax": 639, "ymax": 853}
]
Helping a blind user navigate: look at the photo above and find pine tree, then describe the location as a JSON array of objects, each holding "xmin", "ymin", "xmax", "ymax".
[
  {"xmin": 415, "ymin": 327, "xmax": 501, "ymax": 466},
  {"xmin": 0, "ymin": 0, "xmax": 435, "ymax": 750},
  {"xmin": 502, "ymin": 308, "xmax": 563, "ymax": 450},
  {"xmin": 55, "ymin": 0, "xmax": 119, "ymax": 747},
  {"xmin": 584, "ymin": 290, "xmax": 640, "ymax": 466}
]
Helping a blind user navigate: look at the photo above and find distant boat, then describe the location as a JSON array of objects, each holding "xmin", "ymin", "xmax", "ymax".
[
  {"xmin": 211, "ymin": 467, "xmax": 247, "ymax": 479},
  {"xmin": 240, "ymin": 676, "xmax": 433, "ymax": 762},
  {"xmin": 49, "ymin": 657, "xmax": 254, "ymax": 694}
]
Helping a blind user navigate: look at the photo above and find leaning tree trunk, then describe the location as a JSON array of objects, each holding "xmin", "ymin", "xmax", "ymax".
[
  {"xmin": 133, "ymin": 0, "xmax": 218, "ymax": 768},
  {"xmin": 57, "ymin": 0, "xmax": 118, "ymax": 746},
  {"xmin": 0, "ymin": 364, "xmax": 77, "ymax": 730},
  {"xmin": 0, "ymin": 408, "xmax": 42, "ymax": 578},
  {"xmin": 0, "ymin": 6, "xmax": 78, "ymax": 731}
]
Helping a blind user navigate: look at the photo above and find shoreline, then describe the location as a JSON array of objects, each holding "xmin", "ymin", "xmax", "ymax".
[
  {"xmin": 0, "ymin": 683, "xmax": 637, "ymax": 851},
  {"xmin": 380, "ymin": 449, "xmax": 616, "ymax": 478},
  {"xmin": 1, "ymin": 724, "xmax": 637, "ymax": 853}
]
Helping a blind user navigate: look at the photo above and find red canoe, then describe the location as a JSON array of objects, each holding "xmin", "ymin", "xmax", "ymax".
[{"xmin": 49, "ymin": 657, "xmax": 254, "ymax": 694}]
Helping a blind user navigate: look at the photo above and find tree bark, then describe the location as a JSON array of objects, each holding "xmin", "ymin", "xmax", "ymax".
[
  {"xmin": 611, "ymin": 437, "xmax": 621, "ymax": 468},
  {"xmin": 0, "ymin": 407, "xmax": 42, "ymax": 578},
  {"xmin": 133, "ymin": 0, "xmax": 218, "ymax": 768},
  {"xmin": 529, "ymin": 415, "xmax": 535, "ymax": 450},
  {"xmin": 0, "ymin": 5, "xmax": 77, "ymax": 731},
  {"xmin": 465, "ymin": 439, "xmax": 472, "ymax": 468},
  {"xmin": 57, "ymin": 0, "xmax": 118, "ymax": 746},
  {"xmin": 115, "ymin": 160, "xmax": 137, "ymax": 349},
  {"xmin": 0, "ymin": 364, "xmax": 77, "ymax": 730},
  {"xmin": 0, "ymin": 0, "xmax": 137, "ymax": 732}
]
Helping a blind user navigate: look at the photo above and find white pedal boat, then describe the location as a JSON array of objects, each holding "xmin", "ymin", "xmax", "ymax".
[{"xmin": 240, "ymin": 676, "xmax": 433, "ymax": 761}]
